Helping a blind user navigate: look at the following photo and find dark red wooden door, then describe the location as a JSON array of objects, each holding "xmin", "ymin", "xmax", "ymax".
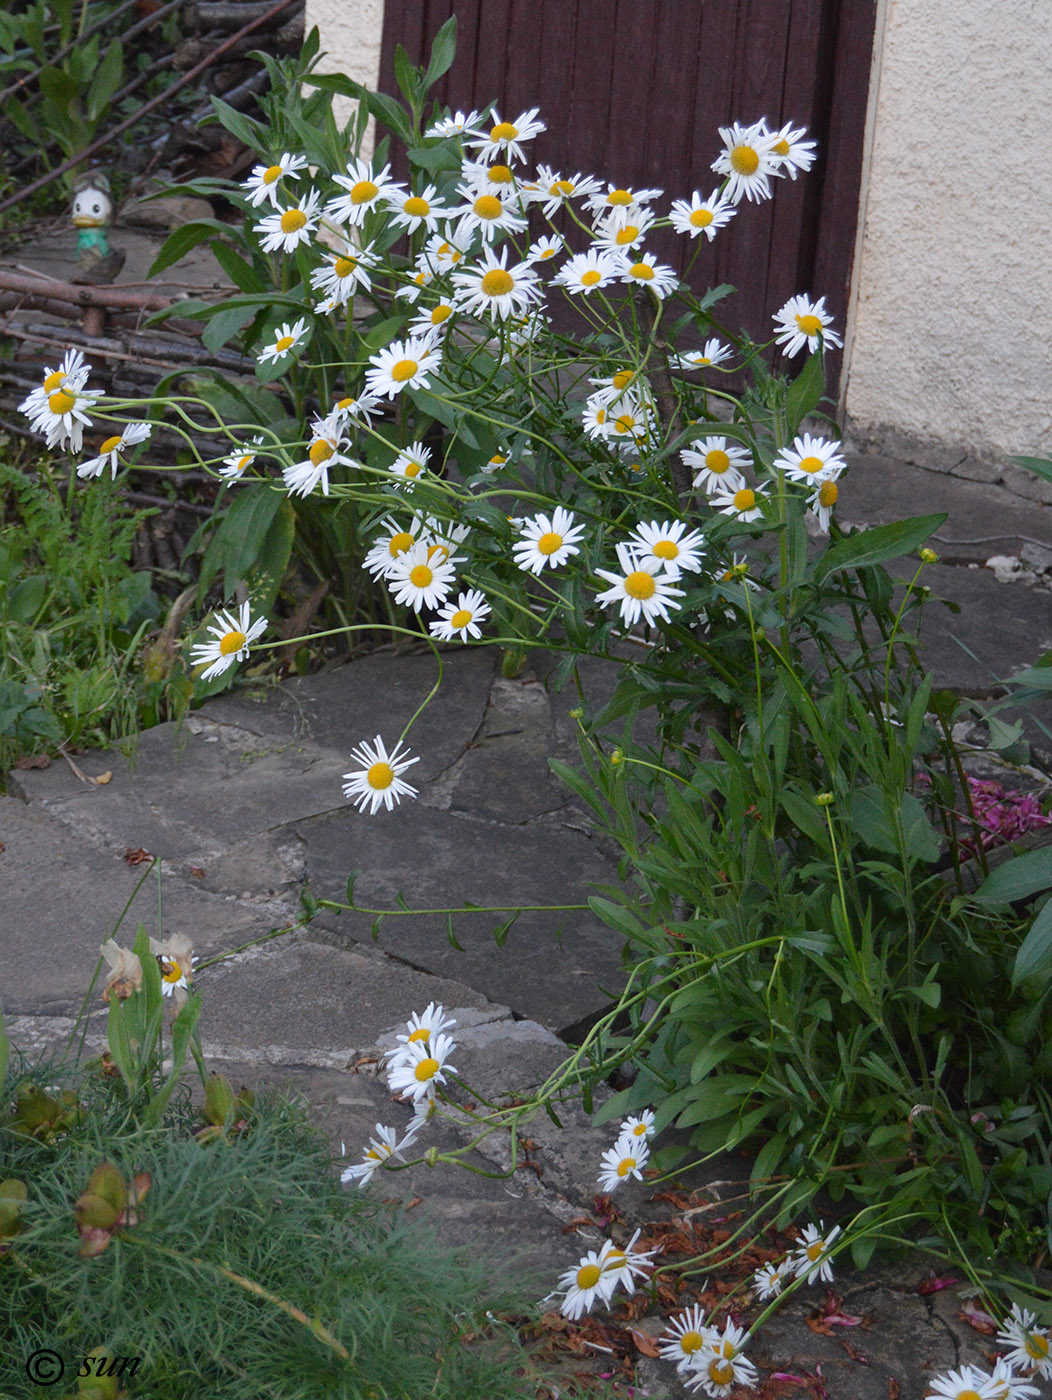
[{"xmin": 380, "ymin": 0, "xmax": 876, "ymax": 388}]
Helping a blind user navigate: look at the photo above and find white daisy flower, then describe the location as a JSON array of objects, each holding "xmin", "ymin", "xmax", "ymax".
[
  {"xmin": 593, "ymin": 204, "xmax": 657, "ymax": 252},
  {"xmin": 241, "ymin": 152, "xmax": 308, "ymax": 208},
  {"xmin": 988, "ymin": 1358, "xmax": 1041, "ymax": 1400},
  {"xmin": 768, "ymin": 122, "xmax": 817, "ymax": 179},
  {"xmin": 526, "ymin": 165, "xmax": 603, "ymax": 219},
  {"xmin": 341, "ymin": 1120, "xmax": 422, "ymax": 1187},
  {"xmin": 395, "ymin": 1001, "xmax": 458, "ymax": 1048},
  {"xmin": 331, "ymin": 389, "xmax": 384, "ymax": 428},
  {"xmin": 386, "ymin": 183, "xmax": 452, "ymax": 235},
  {"xmin": 604, "ymin": 392, "xmax": 656, "ymax": 452},
  {"xmin": 595, "ymin": 543, "xmax": 685, "ymax": 628},
  {"xmin": 20, "ymin": 347, "xmax": 89, "ymax": 404},
  {"xmin": 425, "ymin": 108, "xmax": 480, "ymax": 138},
  {"xmin": 674, "ymin": 339, "xmax": 733, "ymax": 370},
  {"xmin": 342, "ymin": 734, "xmax": 420, "ymax": 815},
  {"xmin": 596, "ymin": 1134, "xmax": 650, "ymax": 1191},
  {"xmin": 155, "ymin": 948, "xmax": 198, "ymax": 998},
  {"xmin": 363, "ymin": 515, "xmax": 426, "ymax": 579},
  {"xmin": 619, "ymin": 1109, "xmax": 656, "ymax": 1140},
  {"xmin": 189, "ymin": 601, "xmax": 267, "ymax": 681},
  {"xmin": 773, "ymin": 433, "xmax": 847, "ymax": 483},
  {"xmin": 513, "ymin": 507, "xmax": 587, "ymax": 575},
  {"xmin": 681, "ymin": 436, "xmax": 751, "ymax": 493},
  {"xmin": 772, "ymin": 293, "xmax": 844, "ymax": 357},
  {"xmin": 597, "ymin": 1228, "xmax": 658, "ymax": 1295},
  {"xmin": 685, "ymin": 1320, "xmax": 758, "ymax": 1398},
  {"xmin": 524, "ymin": 235, "xmax": 562, "ymax": 265},
  {"xmin": 628, "ymin": 520, "xmax": 705, "ymax": 579},
  {"xmin": 452, "ymin": 187, "xmax": 528, "ymax": 242},
  {"xmin": 388, "ymin": 440, "xmax": 431, "ymax": 486},
  {"xmin": 386, "ymin": 1031, "xmax": 456, "ymax": 1101},
  {"xmin": 659, "ymin": 1304, "xmax": 713, "ymax": 1373},
  {"xmin": 619, "ymin": 253, "xmax": 679, "ymax": 298},
  {"xmin": 507, "ymin": 309, "xmax": 549, "ymax": 347},
  {"xmin": 554, "ymin": 1249, "xmax": 619, "ymax": 1320},
  {"xmin": 311, "ymin": 237, "xmax": 379, "ymax": 308},
  {"xmin": 452, "ymin": 245, "xmax": 541, "ymax": 321},
  {"xmin": 410, "ymin": 300, "xmax": 457, "ymax": 337},
  {"xmin": 459, "ymin": 156, "xmax": 521, "ymax": 197},
  {"xmin": 21, "ymin": 373, "xmax": 103, "ymax": 452},
  {"xmin": 255, "ymin": 188, "xmax": 321, "ymax": 253},
  {"xmin": 465, "ymin": 107, "xmax": 545, "ymax": 164},
  {"xmin": 418, "ymin": 515, "xmax": 471, "ymax": 567},
  {"xmin": 806, "ymin": 476, "xmax": 841, "ymax": 533},
  {"xmin": 584, "ymin": 183, "xmax": 664, "ymax": 217},
  {"xmin": 790, "ymin": 1221, "xmax": 841, "ymax": 1284},
  {"xmin": 429, "ymin": 589, "xmax": 490, "ymax": 643},
  {"xmin": 364, "ymin": 335, "xmax": 443, "ymax": 400},
  {"xmin": 327, "ymin": 158, "xmax": 403, "ymax": 226},
  {"xmin": 77, "ymin": 421, "xmax": 151, "ymax": 480},
  {"xmin": 752, "ymin": 1260, "xmax": 791, "ymax": 1301},
  {"xmin": 386, "ymin": 538, "xmax": 457, "ymax": 611},
  {"xmin": 710, "ymin": 484, "xmax": 767, "ymax": 523},
  {"xmin": 257, "ymin": 317, "xmax": 310, "ymax": 366},
  {"xmin": 924, "ymin": 1365, "xmax": 1002, "ymax": 1400},
  {"xmin": 396, "ymin": 266, "xmax": 435, "ymax": 304},
  {"xmin": 668, "ymin": 188, "xmax": 737, "ymax": 240},
  {"xmin": 420, "ymin": 229, "xmax": 473, "ymax": 274},
  {"xmin": 711, "ymin": 119, "xmax": 781, "ymax": 204},
  {"xmin": 283, "ymin": 413, "xmax": 353, "ymax": 497},
  {"xmin": 588, "ymin": 367, "xmax": 641, "ymax": 406},
  {"xmin": 996, "ymin": 1303, "xmax": 1052, "ymax": 1380},
  {"xmin": 553, "ymin": 248, "xmax": 624, "ymax": 296},
  {"xmin": 219, "ymin": 436, "xmax": 264, "ymax": 481}
]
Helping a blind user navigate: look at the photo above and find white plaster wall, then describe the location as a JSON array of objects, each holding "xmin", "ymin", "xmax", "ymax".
[
  {"xmin": 844, "ymin": 0, "xmax": 1052, "ymax": 464},
  {"xmin": 303, "ymin": 0, "xmax": 385, "ymax": 149}
]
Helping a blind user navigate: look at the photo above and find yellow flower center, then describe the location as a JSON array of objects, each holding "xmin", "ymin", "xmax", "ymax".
[
  {"xmin": 625, "ymin": 571, "xmax": 657, "ymax": 600},
  {"xmin": 450, "ymin": 608, "xmax": 472, "ymax": 629},
  {"xmin": 730, "ymin": 143, "xmax": 760, "ymax": 175},
  {"xmin": 100, "ymin": 435, "xmax": 123, "ymax": 454},
  {"xmin": 404, "ymin": 196, "xmax": 430, "ymax": 216},
  {"xmin": 237, "ymin": 455, "xmax": 252, "ymax": 471},
  {"xmin": 705, "ymin": 448, "xmax": 730, "ymax": 473},
  {"xmin": 334, "ymin": 256, "xmax": 357, "ymax": 278},
  {"xmin": 552, "ymin": 179, "xmax": 575, "ymax": 196},
  {"xmin": 798, "ymin": 455, "xmax": 825, "ymax": 475},
  {"xmin": 615, "ymin": 225, "xmax": 639, "ymax": 245},
  {"xmin": 263, "ymin": 164, "xmax": 283, "ymax": 184},
  {"xmin": 409, "ymin": 564, "xmax": 433, "ymax": 587},
  {"xmin": 391, "ymin": 359, "xmax": 418, "ymax": 382},
  {"xmin": 616, "ymin": 1155, "xmax": 637, "ymax": 1177},
  {"xmin": 481, "ymin": 268, "xmax": 515, "ymax": 297},
  {"xmin": 275, "ymin": 335, "xmax": 295, "ymax": 354},
  {"xmin": 414, "ymin": 1056, "xmax": 439, "ymax": 1081},
  {"xmin": 593, "ymin": 407, "xmax": 606, "ymax": 424},
  {"xmin": 733, "ymin": 489, "xmax": 756, "ymax": 511},
  {"xmin": 773, "ymin": 138, "xmax": 791, "ymax": 156},
  {"xmin": 367, "ymin": 761, "xmax": 394, "ymax": 790},
  {"xmin": 48, "ymin": 389, "xmax": 76, "ymax": 414},
  {"xmin": 402, "ymin": 461, "xmax": 422, "ymax": 478},
  {"xmin": 427, "ymin": 544, "xmax": 449, "ymax": 563},
  {"xmin": 537, "ymin": 531, "xmax": 563, "ymax": 556},
  {"xmin": 607, "ymin": 188, "xmax": 632, "ymax": 205},
  {"xmin": 576, "ymin": 1263, "xmax": 602, "ymax": 1289},
  {"xmin": 580, "ymin": 269, "xmax": 602, "ymax": 287},
  {"xmin": 1026, "ymin": 1333, "xmax": 1051, "ymax": 1358},
  {"xmin": 43, "ymin": 370, "xmax": 66, "ymax": 391},
  {"xmin": 309, "ymin": 440, "xmax": 335, "ymax": 466},
  {"xmin": 350, "ymin": 179, "xmax": 378, "ymax": 204},
  {"xmin": 629, "ymin": 262, "xmax": 653, "ymax": 279},
  {"xmin": 280, "ymin": 209, "xmax": 308, "ymax": 233},
  {"xmin": 158, "ymin": 957, "xmax": 183, "ymax": 984},
  {"xmin": 490, "ymin": 121, "xmax": 518, "ymax": 141},
  {"xmin": 796, "ymin": 313, "xmax": 823, "ymax": 336},
  {"xmin": 603, "ymin": 1250, "xmax": 626, "ymax": 1271},
  {"xmin": 408, "ymin": 1026, "xmax": 430, "ymax": 1041},
  {"xmin": 653, "ymin": 540, "xmax": 678, "ymax": 559},
  {"xmin": 818, "ymin": 480, "xmax": 838, "ymax": 507},
  {"xmin": 709, "ymin": 1360, "xmax": 735, "ymax": 1385},
  {"xmin": 806, "ymin": 1240, "xmax": 825, "ymax": 1261},
  {"xmin": 488, "ymin": 163, "xmax": 514, "ymax": 183},
  {"xmin": 954, "ymin": 1392, "xmax": 981, "ymax": 1400},
  {"xmin": 690, "ymin": 207, "xmax": 714, "ymax": 227},
  {"xmin": 431, "ymin": 304, "xmax": 453, "ymax": 324},
  {"xmin": 612, "ymin": 370, "xmax": 633, "ymax": 390},
  {"xmin": 473, "ymin": 194, "xmax": 503, "ymax": 220},
  {"xmin": 413, "ymin": 271, "xmax": 428, "ymax": 286},
  {"xmin": 679, "ymin": 1330, "xmax": 705, "ymax": 1354},
  {"xmin": 219, "ymin": 629, "xmax": 246, "ymax": 656},
  {"xmin": 489, "ymin": 454, "xmax": 506, "ymax": 466},
  {"xmin": 614, "ymin": 413, "xmax": 637, "ymax": 433},
  {"xmin": 696, "ymin": 356, "xmax": 712, "ymax": 365}
]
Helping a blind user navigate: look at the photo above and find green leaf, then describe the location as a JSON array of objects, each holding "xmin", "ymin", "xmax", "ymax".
[
  {"xmin": 587, "ymin": 896, "xmax": 647, "ymax": 941},
  {"xmin": 406, "ymin": 141, "xmax": 465, "ymax": 176},
  {"xmin": 148, "ymin": 220, "xmax": 235, "ymax": 278},
  {"xmin": 210, "ymin": 241, "xmax": 266, "ymax": 294},
  {"xmin": 974, "ymin": 847, "xmax": 1052, "ymax": 904},
  {"xmin": 197, "ymin": 485, "xmax": 284, "ymax": 600},
  {"xmin": 393, "ymin": 44, "xmax": 418, "ymax": 105},
  {"xmin": 1013, "ymin": 902, "xmax": 1052, "ymax": 986},
  {"xmin": 201, "ymin": 303, "xmax": 258, "ymax": 353},
  {"xmin": 209, "ymin": 96, "xmax": 266, "ymax": 152},
  {"xmin": 784, "ymin": 348, "xmax": 827, "ymax": 436},
  {"xmin": 812, "ymin": 513, "xmax": 947, "ymax": 583},
  {"xmin": 422, "ymin": 15, "xmax": 457, "ymax": 91},
  {"xmin": 1007, "ymin": 454, "xmax": 1052, "ymax": 484},
  {"xmin": 86, "ymin": 37, "xmax": 122, "ymax": 122},
  {"xmin": 6, "ymin": 575, "xmax": 47, "ymax": 622}
]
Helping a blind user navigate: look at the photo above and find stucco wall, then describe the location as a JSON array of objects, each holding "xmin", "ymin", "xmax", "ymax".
[
  {"xmin": 844, "ymin": 0, "xmax": 1052, "ymax": 468},
  {"xmin": 303, "ymin": 0, "xmax": 384, "ymax": 147}
]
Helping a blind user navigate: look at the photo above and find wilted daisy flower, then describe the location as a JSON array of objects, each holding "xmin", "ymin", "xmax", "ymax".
[
  {"xmin": 425, "ymin": 108, "xmax": 481, "ymax": 138},
  {"xmin": 341, "ymin": 1120, "xmax": 422, "ymax": 1187},
  {"xmin": 554, "ymin": 248, "xmax": 624, "ymax": 296},
  {"xmin": 327, "ymin": 158, "xmax": 403, "ymax": 226},
  {"xmin": 620, "ymin": 253, "xmax": 679, "ymax": 298},
  {"xmin": 772, "ymin": 293, "xmax": 843, "ymax": 357},
  {"xmin": 790, "ymin": 1221, "xmax": 841, "ymax": 1284},
  {"xmin": 685, "ymin": 1320, "xmax": 759, "ymax": 1397},
  {"xmin": 711, "ymin": 484, "xmax": 767, "ymax": 523},
  {"xmin": 675, "ymin": 339, "xmax": 733, "ymax": 370},
  {"xmin": 773, "ymin": 432, "xmax": 847, "ymax": 483},
  {"xmin": 711, "ymin": 119, "xmax": 781, "ymax": 203},
  {"xmin": 387, "ymin": 440, "xmax": 431, "ymax": 486},
  {"xmin": 620, "ymin": 1109, "xmax": 656, "ymax": 1141},
  {"xmin": 628, "ymin": 520, "xmax": 705, "ymax": 579},
  {"xmin": 513, "ymin": 507, "xmax": 587, "ymax": 575},
  {"xmin": 452, "ymin": 187, "xmax": 528, "ymax": 242},
  {"xmin": 554, "ymin": 1249, "xmax": 619, "ymax": 1320},
  {"xmin": 997, "ymin": 1303, "xmax": 1052, "ymax": 1379},
  {"xmin": 219, "ymin": 436, "xmax": 264, "ymax": 481},
  {"xmin": 387, "ymin": 182, "xmax": 451, "ymax": 235},
  {"xmin": 659, "ymin": 1304, "xmax": 713, "ymax": 1373},
  {"xmin": 924, "ymin": 1365, "xmax": 1002, "ymax": 1400},
  {"xmin": 669, "ymin": 188, "xmax": 737, "ymax": 240},
  {"xmin": 596, "ymin": 1134, "xmax": 650, "ymax": 1191},
  {"xmin": 150, "ymin": 933, "xmax": 197, "ymax": 1003},
  {"xmin": 752, "ymin": 1260, "xmax": 791, "ymax": 1301},
  {"xmin": 595, "ymin": 543, "xmax": 685, "ymax": 628},
  {"xmin": 466, "ymin": 107, "xmax": 545, "ymax": 164},
  {"xmin": 584, "ymin": 183, "xmax": 664, "ymax": 217},
  {"xmin": 430, "ymin": 589, "xmax": 491, "ymax": 642},
  {"xmin": 682, "ymin": 435, "xmax": 751, "ymax": 493},
  {"xmin": 365, "ymin": 335, "xmax": 443, "ymax": 400},
  {"xmin": 258, "ymin": 317, "xmax": 310, "ymax": 366},
  {"xmin": 255, "ymin": 188, "xmax": 321, "ymax": 253},
  {"xmin": 527, "ymin": 165, "xmax": 602, "ymax": 219},
  {"xmin": 77, "ymin": 421, "xmax": 151, "ymax": 480},
  {"xmin": 593, "ymin": 204, "xmax": 657, "ymax": 252},
  {"xmin": 283, "ymin": 413, "xmax": 353, "ymax": 497},
  {"xmin": 342, "ymin": 734, "xmax": 420, "ymax": 815},
  {"xmin": 395, "ymin": 1001, "xmax": 457, "ymax": 1047},
  {"xmin": 988, "ymin": 1358, "xmax": 1041, "ymax": 1400},
  {"xmin": 768, "ymin": 121, "xmax": 817, "ymax": 179},
  {"xmin": 452, "ymin": 245, "xmax": 541, "ymax": 321},
  {"xmin": 241, "ymin": 152, "xmax": 308, "ymax": 208},
  {"xmin": 386, "ymin": 538, "xmax": 457, "ymax": 611},
  {"xmin": 807, "ymin": 477, "xmax": 841, "ymax": 532},
  {"xmin": 597, "ymin": 1228, "xmax": 658, "ymax": 1294},
  {"xmin": 387, "ymin": 1031, "xmax": 456, "ymax": 1102},
  {"xmin": 189, "ymin": 601, "xmax": 267, "ymax": 681},
  {"xmin": 311, "ymin": 237, "xmax": 379, "ymax": 308}
]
